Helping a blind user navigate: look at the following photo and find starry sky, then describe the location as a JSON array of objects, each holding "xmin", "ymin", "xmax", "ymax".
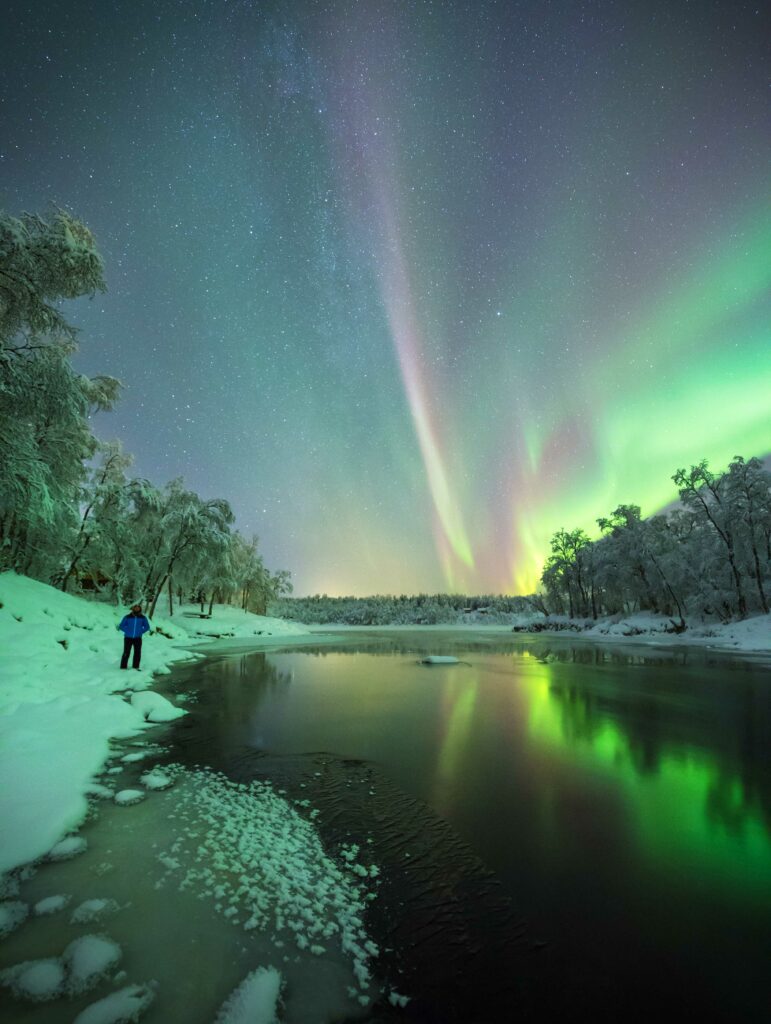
[{"xmin": 2, "ymin": 0, "xmax": 769, "ymax": 595}]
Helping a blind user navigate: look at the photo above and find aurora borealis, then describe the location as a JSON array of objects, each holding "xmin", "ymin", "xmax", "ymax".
[{"xmin": 2, "ymin": 0, "xmax": 768, "ymax": 595}]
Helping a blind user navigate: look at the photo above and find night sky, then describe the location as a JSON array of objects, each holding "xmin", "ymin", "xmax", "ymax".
[{"xmin": 2, "ymin": 0, "xmax": 769, "ymax": 595}]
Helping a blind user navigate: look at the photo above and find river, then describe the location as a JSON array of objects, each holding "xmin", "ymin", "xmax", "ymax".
[{"xmin": 2, "ymin": 630, "xmax": 769, "ymax": 1023}]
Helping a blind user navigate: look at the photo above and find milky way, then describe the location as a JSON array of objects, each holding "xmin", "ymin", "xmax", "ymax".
[{"xmin": 2, "ymin": 0, "xmax": 768, "ymax": 594}]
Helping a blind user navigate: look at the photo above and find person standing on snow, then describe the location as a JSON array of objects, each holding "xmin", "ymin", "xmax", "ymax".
[{"xmin": 117, "ymin": 603, "xmax": 152, "ymax": 670}]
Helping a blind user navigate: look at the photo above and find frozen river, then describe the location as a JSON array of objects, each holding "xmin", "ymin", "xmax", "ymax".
[{"xmin": 2, "ymin": 630, "xmax": 770, "ymax": 1022}]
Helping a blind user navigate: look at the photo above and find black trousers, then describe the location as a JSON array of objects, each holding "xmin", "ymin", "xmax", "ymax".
[{"xmin": 121, "ymin": 636, "xmax": 142, "ymax": 669}]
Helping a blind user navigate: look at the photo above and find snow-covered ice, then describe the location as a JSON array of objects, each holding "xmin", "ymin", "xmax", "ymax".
[
  {"xmin": 213, "ymin": 966, "xmax": 282, "ymax": 1024},
  {"xmin": 138, "ymin": 769, "xmax": 172, "ymax": 790},
  {"xmin": 33, "ymin": 893, "xmax": 71, "ymax": 915},
  {"xmin": 155, "ymin": 766, "xmax": 380, "ymax": 999},
  {"xmin": 420, "ymin": 655, "xmax": 460, "ymax": 664},
  {"xmin": 0, "ymin": 899, "xmax": 28, "ymax": 937},
  {"xmin": 48, "ymin": 836, "xmax": 88, "ymax": 861},
  {"xmin": 0, "ymin": 957, "xmax": 66, "ymax": 1001},
  {"xmin": 70, "ymin": 898, "xmax": 121, "ymax": 924},
  {"xmin": 72, "ymin": 982, "xmax": 157, "ymax": 1024},
  {"xmin": 114, "ymin": 789, "xmax": 145, "ymax": 806},
  {"xmin": 64, "ymin": 934, "xmax": 122, "ymax": 993}
]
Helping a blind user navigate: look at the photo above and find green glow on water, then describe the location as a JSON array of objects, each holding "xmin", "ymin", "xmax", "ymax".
[
  {"xmin": 523, "ymin": 658, "xmax": 771, "ymax": 899},
  {"xmin": 434, "ymin": 674, "xmax": 480, "ymax": 813}
]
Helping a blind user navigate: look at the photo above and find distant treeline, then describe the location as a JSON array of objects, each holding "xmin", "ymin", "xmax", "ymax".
[
  {"xmin": 0, "ymin": 208, "xmax": 291, "ymax": 615},
  {"xmin": 274, "ymin": 454, "xmax": 770, "ymax": 627},
  {"xmin": 269, "ymin": 592, "xmax": 533, "ymax": 625}
]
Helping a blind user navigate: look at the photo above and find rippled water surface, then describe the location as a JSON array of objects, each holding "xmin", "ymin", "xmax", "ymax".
[{"xmin": 170, "ymin": 631, "xmax": 771, "ymax": 1021}]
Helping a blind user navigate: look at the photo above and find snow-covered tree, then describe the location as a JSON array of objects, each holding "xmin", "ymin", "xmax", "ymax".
[
  {"xmin": 0, "ymin": 209, "xmax": 104, "ymax": 345},
  {"xmin": 673, "ymin": 460, "xmax": 748, "ymax": 618},
  {"xmin": 55, "ymin": 441, "xmax": 133, "ymax": 592},
  {"xmin": 0, "ymin": 207, "xmax": 117, "ymax": 575},
  {"xmin": 724, "ymin": 455, "xmax": 770, "ymax": 614}
]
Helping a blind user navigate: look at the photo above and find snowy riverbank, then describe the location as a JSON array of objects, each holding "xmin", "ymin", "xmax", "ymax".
[
  {"xmin": 315, "ymin": 611, "xmax": 771, "ymax": 655},
  {"xmin": 0, "ymin": 572, "xmax": 309, "ymax": 875},
  {"xmin": 509, "ymin": 610, "xmax": 771, "ymax": 653}
]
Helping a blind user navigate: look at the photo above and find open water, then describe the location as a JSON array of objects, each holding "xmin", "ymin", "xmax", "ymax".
[{"xmin": 2, "ymin": 630, "xmax": 769, "ymax": 1022}]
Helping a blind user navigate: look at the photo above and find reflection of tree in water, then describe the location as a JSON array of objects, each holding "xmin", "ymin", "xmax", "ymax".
[
  {"xmin": 527, "ymin": 644, "xmax": 690, "ymax": 668},
  {"xmin": 707, "ymin": 680, "xmax": 771, "ymax": 838},
  {"xmin": 172, "ymin": 652, "xmax": 294, "ymax": 760},
  {"xmin": 546, "ymin": 666, "xmax": 771, "ymax": 838},
  {"xmin": 545, "ymin": 680, "xmax": 666, "ymax": 776}
]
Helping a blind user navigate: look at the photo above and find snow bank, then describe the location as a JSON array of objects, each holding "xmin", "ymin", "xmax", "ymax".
[
  {"xmin": 511, "ymin": 609, "xmax": 771, "ymax": 652},
  {"xmin": 0, "ymin": 571, "xmax": 308, "ymax": 876},
  {"xmin": 130, "ymin": 691, "xmax": 186, "ymax": 723},
  {"xmin": 213, "ymin": 966, "xmax": 282, "ymax": 1024}
]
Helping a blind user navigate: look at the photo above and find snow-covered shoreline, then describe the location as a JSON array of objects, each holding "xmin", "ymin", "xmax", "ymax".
[
  {"xmin": 289, "ymin": 613, "xmax": 771, "ymax": 657},
  {"xmin": 0, "ymin": 572, "xmax": 309, "ymax": 876}
]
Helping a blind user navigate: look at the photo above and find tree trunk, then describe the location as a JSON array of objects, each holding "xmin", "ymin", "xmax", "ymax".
[
  {"xmin": 149, "ymin": 575, "xmax": 168, "ymax": 619},
  {"xmin": 208, "ymin": 592, "xmax": 215, "ymax": 616},
  {"xmin": 746, "ymin": 515, "xmax": 768, "ymax": 614},
  {"xmin": 168, "ymin": 575, "xmax": 174, "ymax": 616}
]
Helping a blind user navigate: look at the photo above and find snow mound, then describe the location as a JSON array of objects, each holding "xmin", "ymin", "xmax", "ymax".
[
  {"xmin": 121, "ymin": 752, "xmax": 147, "ymax": 763},
  {"xmin": 73, "ymin": 982, "xmax": 157, "ymax": 1024},
  {"xmin": 139, "ymin": 769, "xmax": 172, "ymax": 790},
  {"xmin": 420, "ymin": 655, "xmax": 460, "ymax": 664},
  {"xmin": 71, "ymin": 898, "xmax": 121, "ymax": 924},
  {"xmin": 86, "ymin": 783, "xmax": 115, "ymax": 799},
  {"xmin": 129, "ymin": 691, "xmax": 186, "ymax": 723},
  {"xmin": 388, "ymin": 990, "xmax": 411, "ymax": 1008},
  {"xmin": 1, "ymin": 957, "xmax": 66, "ymax": 1001},
  {"xmin": 213, "ymin": 966, "xmax": 282, "ymax": 1024},
  {"xmin": 48, "ymin": 835, "xmax": 88, "ymax": 861},
  {"xmin": 34, "ymin": 894, "xmax": 71, "ymax": 916},
  {"xmin": 64, "ymin": 934, "xmax": 122, "ymax": 993},
  {"xmin": 114, "ymin": 789, "xmax": 145, "ymax": 806},
  {"xmin": 0, "ymin": 900, "xmax": 28, "ymax": 937}
]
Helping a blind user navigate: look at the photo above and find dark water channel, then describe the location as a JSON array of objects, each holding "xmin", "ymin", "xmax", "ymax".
[{"xmin": 166, "ymin": 631, "xmax": 771, "ymax": 1022}]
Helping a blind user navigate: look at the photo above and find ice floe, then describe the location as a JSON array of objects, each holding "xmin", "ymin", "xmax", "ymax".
[
  {"xmin": 64, "ymin": 934, "xmax": 122, "ymax": 993},
  {"xmin": 70, "ymin": 898, "xmax": 121, "ymax": 924},
  {"xmin": 72, "ymin": 981, "xmax": 157, "ymax": 1024},
  {"xmin": 0, "ymin": 900, "xmax": 28, "ymax": 937},
  {"xmin": 213, "ymin": 965, "xmax": 282, "ymax": 1024},
  {"xmin": 33, "ymin": 893, "xmax": 72, "ymax": 916},
  {"xmin": 48, "ymin": 835, "xmax": 88, "ymax": 861}
]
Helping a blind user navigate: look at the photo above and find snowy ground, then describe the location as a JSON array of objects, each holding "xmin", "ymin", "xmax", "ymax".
[
  {"xmin": 0, "ymin": 573, "xmax": 400, "ymax": 1021},
  {"xmin": 0, "ymin": 572, "xmax": 308, "ymax": 876}
]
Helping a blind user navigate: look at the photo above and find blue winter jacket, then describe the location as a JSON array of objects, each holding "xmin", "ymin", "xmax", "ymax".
[{"xmin": 117, "ymin": 613, "xmax": 151, "ymax": 638}]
